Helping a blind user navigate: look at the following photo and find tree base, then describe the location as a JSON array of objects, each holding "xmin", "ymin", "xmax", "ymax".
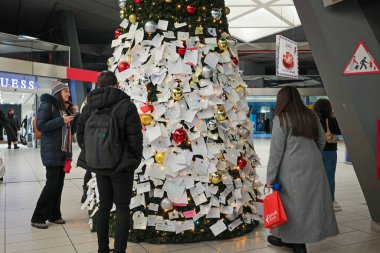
[{"xmin": 90, "ymin": 213, "xmax": 259, "ymax": 244}]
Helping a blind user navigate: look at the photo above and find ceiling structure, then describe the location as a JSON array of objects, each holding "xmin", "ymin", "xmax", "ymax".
[{"xmin": 226, "ymin": 0, "xmax": 301, "ymax": 42}]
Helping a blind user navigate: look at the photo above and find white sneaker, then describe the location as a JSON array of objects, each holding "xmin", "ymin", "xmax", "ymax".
[{"xmin": 333, "ymin": 201, "xmax": 342, "ymax": 211}]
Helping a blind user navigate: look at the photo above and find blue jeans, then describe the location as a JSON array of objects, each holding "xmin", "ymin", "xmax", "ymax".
[{"xmin": 322, "ymin": 151, "xmax": 337, "ymax": 201}]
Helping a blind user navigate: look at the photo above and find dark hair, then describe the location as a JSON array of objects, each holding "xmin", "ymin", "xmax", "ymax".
[
  {"xmin": 54, "ymin": 91, "xmax": 73, "ymax": 114},
  {"xmin": 313, "ymin": 98, "xmax": 332, "ymax": 118},
  {"xmin": 275, "ymin": 86, "xmax": 319, "ymax": 139},
  {"xmin": 97, "ymin": 71, "xmax": 118, "ymax": 88}
]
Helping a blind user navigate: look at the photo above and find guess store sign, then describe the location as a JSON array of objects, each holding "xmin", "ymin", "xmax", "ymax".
[{"xmin": 0, "ymin": 72, "xmax": 38, "ymax": 90}]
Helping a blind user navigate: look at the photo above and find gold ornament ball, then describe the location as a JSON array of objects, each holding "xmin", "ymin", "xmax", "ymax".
[
  {"xmin": 236, "ymin": 85, "xmax": 245, "ymax": 93},
  {"xmin": 129, "ymin": 14, "xmax": 137, "ymax": 24},
  {"xmin": 120, "ymin": 9, "xmax": 126, "ymax": 20},
  {"xmin": 155, "ymin": 152, "xmax": 166, "ymax": 165},
  {"xmin": 171, "ymin": 87, "xmax": 184, "ymax": 100},
  {"xmin": 215, "ymin": 107, "xmax": 227, "ymax": 122},
  {"xmin": 210, "ymin": 171, "xmax": 223, "ymax": 184},
  {"xmin": 218, "ymin": 38, "xmax": 228, "ymax": 51},
  {"xmin": 225, "ymin": 7, "xmax": 231, "ymax": 15},
  {"xmin": 165, "ymin": 0, "xmax": 173, "ymax": 2},
  {"xmin": 140, "ymin": 114, "xmax": 153, "ymax": 126}
]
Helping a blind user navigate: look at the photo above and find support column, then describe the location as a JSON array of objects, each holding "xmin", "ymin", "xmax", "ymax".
[
  {"xmin": 293, "ymin": 0, "xmax": 380, "ymax": 222},
  {"xmin": 59, "ymin": 10, "xmax": 87, "ymax": 106}
]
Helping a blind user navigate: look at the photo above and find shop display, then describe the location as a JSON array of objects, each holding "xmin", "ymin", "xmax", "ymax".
[{"xmin": 82, "ymin": 0, "xmax": 262, "ymax": 244}]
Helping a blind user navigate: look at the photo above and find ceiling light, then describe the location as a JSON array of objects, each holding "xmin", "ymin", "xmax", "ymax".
[{"xmin": 18, "ymin": 35, "xmax": 39, "ymax": 40}]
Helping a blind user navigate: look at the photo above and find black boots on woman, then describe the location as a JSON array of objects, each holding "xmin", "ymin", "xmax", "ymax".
[{"xmin": 267, "ymin": 235, "xmax": 307, "ymax": 253}]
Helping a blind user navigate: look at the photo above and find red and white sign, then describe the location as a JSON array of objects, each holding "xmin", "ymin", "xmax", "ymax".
[
  {"xmin": 343, "ymin": 41, "xmax": 380, "ymax": 76},
  {"xmin": 276, "ymin": 35, "xmax": 299, "ymax": 79}
]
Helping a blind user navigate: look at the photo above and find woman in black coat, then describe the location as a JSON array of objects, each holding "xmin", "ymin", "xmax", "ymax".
[{"xmin": 31, "ymin": 81, "xmax": 79, "ymax": 229}]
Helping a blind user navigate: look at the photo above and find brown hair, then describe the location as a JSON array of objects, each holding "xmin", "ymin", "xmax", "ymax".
[
  {"xmin": 275, "ymin": 87, "xmax": 319, "ymax": 139},
  {"xmin": 314, "ymin": 98, "xmax": 332, "ymax": 118}
]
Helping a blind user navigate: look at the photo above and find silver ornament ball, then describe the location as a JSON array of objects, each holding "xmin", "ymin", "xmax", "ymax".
[
  {"xmin": 225, "ymin": 213, "xmax": 237, "ymax": 221},
  {"xmin": 144, "ymin": 21, "xmax": 157, "ymax": 33},
  {"xmin": 202, "ymin": 65, "xmax": 213, "ymax": 78},
  {"xmin": 118, "ymin": 0, "xmax": 126, "ymax": 8},
  {"xmin": 207, "ymin": 119, "xmax": 218, "ymax": 131},
  {"xmin": 240, "ymin": 127, "xmax": 251, "ymax": 138},
  {"xmin": 211, "ymin": 8, "xmax": 222, "ymax": 20},
  {"xmin": 160, "ymin": 197, "xmax": 173, "ymax": 210}
]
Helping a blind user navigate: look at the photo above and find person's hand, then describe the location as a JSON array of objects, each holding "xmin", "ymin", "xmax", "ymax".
[
  {"xmin": 265, "ymin": 183, "xmax": 273, "ymax": 189},
  {"xmin": 72, "ymin": 105, "xmax": 79, "ymax": 113},
  {"xmin": 63, "ymin": 116, "xmax": 75, "ymax": 124}
]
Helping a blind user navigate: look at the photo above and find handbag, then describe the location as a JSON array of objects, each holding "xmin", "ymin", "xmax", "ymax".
[
  {"xmin": 263, "ymin": 190, "xmax": 288, "ymax": 229},
  {"xmin": 326, "ymin": 118, "xmax": 339, "ymax": 144}
]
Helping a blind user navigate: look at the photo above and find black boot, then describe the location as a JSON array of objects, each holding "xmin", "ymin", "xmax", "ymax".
[
  {"xmin": 81, "ymin": 186, "xmax": 88, "ymax": 203},
  {"xmin": 14, "ymin": 144, "xmax": 20, "ymax": 149},
  {"xmin": 7, "ymin": 146, "xmax": 11, "ymax": 149},
  {"xmin": 267, "ymin": 235, "xmax": 294, "ymax": 248},
  {"xmin": 293, "ymin": 244, "xmax": 307, "ymax": 253}
]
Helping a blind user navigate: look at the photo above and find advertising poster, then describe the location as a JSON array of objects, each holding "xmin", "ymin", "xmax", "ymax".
[{"xmin": 276, "ymin": 35, "xmax": 299, "ymax": 79}]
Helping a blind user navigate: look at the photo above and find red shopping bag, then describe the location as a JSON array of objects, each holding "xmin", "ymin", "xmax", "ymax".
[{"xmin": 263, "ymin": 191, "xmax": 288, "ymax": 229}]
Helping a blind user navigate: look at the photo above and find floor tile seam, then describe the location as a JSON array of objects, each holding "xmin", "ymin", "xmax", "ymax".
[
  {"xmin": 61, "ymin": 224, "xmax": 79, "ymax": 253},
  {"xmin": 21, "ymin": 151, "xmax": 41, "ymax": 184},
  {"xmin": 6, "ymin": 241, "xmax": 74, "ymax": 253},
  {"xmin": 149, "ymin": 243, "xmax": 216, "ymax": 253},
  {"xmin": 21, "ymin": 245, "xmax": 77, "ymax": 253},
  {"xmin": 5, "ymin": 234, "xmax": 73, "ymax": 245},
  {"xmin": 207, "ymin": 240, "xmax": 269, "ymax": 253},
  {"xmin": 325, "ymin": 237, "xmax": 380, "ymax": 247}
]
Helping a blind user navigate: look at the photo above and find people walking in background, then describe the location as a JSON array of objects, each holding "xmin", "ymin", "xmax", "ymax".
[
  {"xmin": 264, "ymin": 116, "xmax": 271, "ymax": 133},
  {"xmin": 0, "ymin": 124, "xmax": 3, "ymax": 141},
  {"xmin": 7, "ymin": 109, "xmax": 20, "ymax": 149},
  {"xmin": 314, "ymin": 98, "xmax": 342, "ymax": 211},
  {"xmin": 21, "ymin": 115, "xmax": 27, "ymax": 134},
  {"xmin": 0, "ymin": 109, "xmax": 18, "ymax": 181},
  {"xmin": 77, "ymin": 71, "xmax": 143, "ymax": 253},
  {"xmin": 31, "ymin": 81, "xmax": 80, "ymax": 229},
  {"xmin": 266, "ymin": 87, "xmax": 338, "ymax": 253}
]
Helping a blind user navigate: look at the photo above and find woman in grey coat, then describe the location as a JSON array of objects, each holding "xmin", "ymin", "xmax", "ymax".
[{"xmin": 266, "ymin": 87, "xmax": 339, "ymax": 253}]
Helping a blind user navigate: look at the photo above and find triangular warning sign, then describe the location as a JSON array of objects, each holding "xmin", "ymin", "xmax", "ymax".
[{"xmin": 343, "ymin": 41, "xmax": 380, "ymax": 75}]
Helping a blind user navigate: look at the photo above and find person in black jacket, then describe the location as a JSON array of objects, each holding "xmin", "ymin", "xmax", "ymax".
[
  {"xmin": 0, "ymin": 109, "xmax": 18, "ymax": 180},
  {"xmin": 314, "ymin": 99, "xmax": 342, "ymax": 211},
  {"xmin": 31, "ymin": 81, "xmax": 80, "ymax": 229},
  {"xmin": 7, "ymin": 109, "xmax": 20, "ymax": 149},
  {"xmin": 77, "ymin": 71, "xmax": 143, "ymax": 253}
]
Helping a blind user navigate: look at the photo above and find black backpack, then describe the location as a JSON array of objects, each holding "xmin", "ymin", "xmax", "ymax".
[{"xmin": 84, "ymin": 100, "xmax": 126, "ymax": 170}]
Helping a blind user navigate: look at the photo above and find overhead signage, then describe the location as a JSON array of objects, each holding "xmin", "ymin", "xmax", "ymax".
[
  {"xmin": 0, "ymin": 72, "xmax": 38, "ymax": 90},
  {"xmin": 276, "ymin": 35, "xmax": 299, "ymax": 79},
  {"xmin": 343, "ymin": 41, "xmax": 380, "ymax": 76}
]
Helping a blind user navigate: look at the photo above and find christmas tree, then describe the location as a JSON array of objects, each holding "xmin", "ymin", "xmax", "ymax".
[{"xmin": 82, "ymin": 0, "xmax": 262, "ymax": 243}]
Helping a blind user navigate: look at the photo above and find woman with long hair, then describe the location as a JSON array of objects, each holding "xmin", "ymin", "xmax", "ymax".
[
  {"xmin": 314, "ymin": 98, "xmax": 342, "ymax": 211},
  {"xmin": 31, "ymin": 81, "xmax": 79, "ymax": 229},
  {"xmin": 266, "ymin": 87, "xmax": 338, "ymax": 253}
]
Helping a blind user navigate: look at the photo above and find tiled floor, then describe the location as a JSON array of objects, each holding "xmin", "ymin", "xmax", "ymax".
[{"xmin": 0, "ymin": 140, "xmax": 379, "ymax": 253}]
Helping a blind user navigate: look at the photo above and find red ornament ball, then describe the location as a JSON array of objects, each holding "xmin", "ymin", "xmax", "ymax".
[
  {"xmin": 134, "ymin": 0, "xmax": 142, "ymax": 4},
  {"xmin": 177, "ymin": 47, "xmax": 186, "ymax": 56},
  {"xmin": 114, "ymin": 28, "xmax": 122, "ymax": 39},
  {"xmin": 172, "ymin": 128, "xmax": 188, "ymax": 144},
  {"xmin": 232, "ymin": 57, "xmax": 239, "ymax": 65},
  {"xmin": 117, "ymin": 61, "xmax": 130, "ymax": 72},
  {"xmin": 237, "ymin": 157, "xmax": 247, "ymax": 168},
  {"xmin": 187, "ymin": 5, "xmax": 197, "ymax": 14}
]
